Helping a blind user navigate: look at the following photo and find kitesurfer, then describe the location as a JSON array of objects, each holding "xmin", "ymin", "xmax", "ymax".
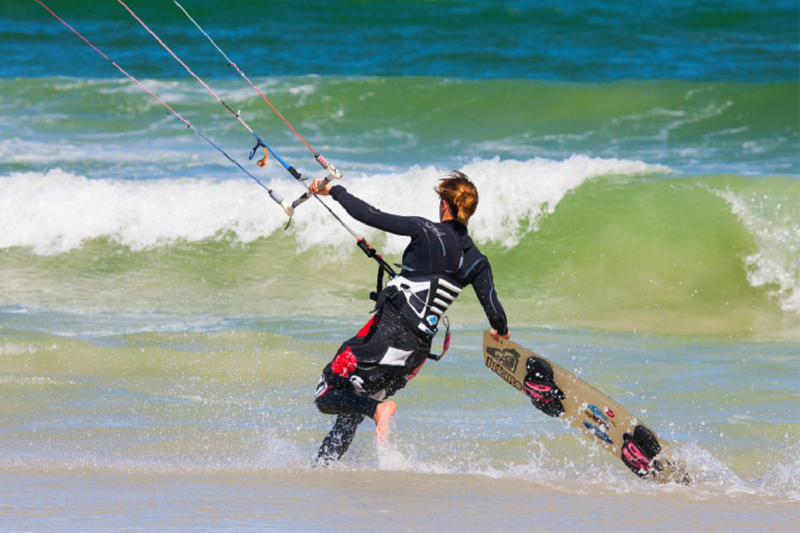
[{"xmin": 309, "ymin": 171, "xmax": 510, "ymax": 464}]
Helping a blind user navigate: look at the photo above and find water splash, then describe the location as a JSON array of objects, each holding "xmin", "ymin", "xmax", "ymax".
[{"xmin": 718, "ymin": 188, "xmax": 800, "ymax": 314}]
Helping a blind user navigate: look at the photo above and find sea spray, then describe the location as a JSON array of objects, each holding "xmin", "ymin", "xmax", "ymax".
[{"xmin": 717, "ymin": 188, "xmax": 800, "ymax": 314}]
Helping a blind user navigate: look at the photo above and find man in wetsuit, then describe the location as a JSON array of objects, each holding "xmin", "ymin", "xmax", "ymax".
[{"xmin": 309, "ymin": 171, "xmax": 510, "ymax": 464}]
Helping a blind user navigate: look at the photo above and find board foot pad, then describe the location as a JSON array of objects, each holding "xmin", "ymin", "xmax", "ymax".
[
  {"xmin": 524, "ymin": 356, "xmax": 566, "ymax": 418},
  {"xmin": 622, "ymin": 425, "xmax": 663, "ymax": 478}
]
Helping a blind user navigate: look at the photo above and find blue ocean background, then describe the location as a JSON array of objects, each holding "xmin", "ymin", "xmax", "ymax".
[
  {"xmin": 4, "ymin": 0, "xmax": 798, "ymax": 81},
  {"xmin": 0, "ymin": 1, "xmax": 798, "ymax": 531}
]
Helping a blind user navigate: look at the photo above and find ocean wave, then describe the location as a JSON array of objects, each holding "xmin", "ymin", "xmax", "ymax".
[
  {"xmin": 3, "ymin": 159, "xmax": 799, "ymax": 332},
  {"xmin": 1, "ymin": 77, "xmax": 796, "ymax": 178},
  {"xmin": 717, "ymin": 188, "xmax": 800, "ymax": 314},
  {"xmin": 0, "ymin": 156, "xmax": 669, "ymax": 255},
  {"xmin": 0, "ymin": 168, "xmax": 292, "ymax": 255}
]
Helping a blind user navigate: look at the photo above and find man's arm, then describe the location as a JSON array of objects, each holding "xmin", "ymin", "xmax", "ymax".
[
  {"xmin": 468, "ymin": 259, "xmax": 509, "ymax": 338},
  {"xmin": 329, "ymin": 185, "xmax": 423, "ymax": 237}
]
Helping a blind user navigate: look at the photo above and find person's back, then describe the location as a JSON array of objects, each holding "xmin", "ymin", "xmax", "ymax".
[{"xmin": 309, "ymin": 171, "xmax": 510, "ymax": 463}]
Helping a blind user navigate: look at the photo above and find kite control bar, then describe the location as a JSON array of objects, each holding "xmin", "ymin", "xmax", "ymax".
[{"xmin": 291, "ymin": 153, "xmax": 343, "ymax": 209}]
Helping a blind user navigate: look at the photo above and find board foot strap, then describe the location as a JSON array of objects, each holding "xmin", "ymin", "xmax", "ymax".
[{"xmin": 523, "ymin": 356, "xmax": 567, "ymax": 418}]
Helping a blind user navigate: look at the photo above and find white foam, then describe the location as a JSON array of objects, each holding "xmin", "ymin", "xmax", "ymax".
[
  {"xmin": 676, "ymin": 441, "xmax": 748, "ymax": 490},
  {"xmin": 290, "ymin": 155, "xmax": 671, "ymax": 254},
  {"xmin": 0, "ymin": 375, "xmax": 73, "ymax": 386},
  {"xmin": 756, "ymin": 449, "xmax": 800, "ymax": 500},
  {"xmin": 0, "ymin": 342, "xmax": 38, "ymax": 356},
  {"xmin": 718, "ymin": 189, "xmax": 800, "ymax": 314},
  {"xmin": 376, "ymin": 440, "xmax": 450, "ymax": 474},
  {"xmin": 0, "ymin": 168, "xmax": 293, "ymax": 255},
  {"xmin": 254, "ymin": 433, "xmax": 312, "ymax": 470},
  {"xmin": 462, "ymin": 155, "xmax": 671, "ymax": 248},
  {"xmin": 0, "ymin": 156, "xmax": 669, "ymax": 256},
  {"xmin": 0, "ymin": 136, "xmax": 191, "ymax": 166}
]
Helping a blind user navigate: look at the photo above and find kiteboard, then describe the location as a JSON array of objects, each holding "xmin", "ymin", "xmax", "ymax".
[{"xmin": 483, "ymin": 331, "xmax": 690, "ymax": 484}]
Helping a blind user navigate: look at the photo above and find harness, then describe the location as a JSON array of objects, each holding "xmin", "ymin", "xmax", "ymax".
[{"xmin": 385, "ymin": 274, "xmax": 462, "ymax": 337}]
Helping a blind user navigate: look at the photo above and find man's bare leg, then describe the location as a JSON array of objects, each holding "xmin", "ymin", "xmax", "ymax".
[{"xmin": 374, "ymin": 400, "xmax": 396, "ymax": 444}]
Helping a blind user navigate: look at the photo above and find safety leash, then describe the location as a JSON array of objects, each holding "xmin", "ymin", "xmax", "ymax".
[{"xmin": 427, "ymin": 316, "xmax": 451, "ymax": 361}]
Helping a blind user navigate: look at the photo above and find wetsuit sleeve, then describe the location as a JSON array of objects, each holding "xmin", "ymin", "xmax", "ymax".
[
  {"xmin": 330, "ymin": 185, "xmax": 423, "ymax": 237},
  {"xmin": 469, "ymin": 261, "xmax": 509, "ymax": 335}
]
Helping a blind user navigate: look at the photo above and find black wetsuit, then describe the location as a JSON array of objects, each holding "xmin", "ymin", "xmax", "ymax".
[{"xmin": 314, "ymin": 185, "xmax": 508, "ymax": 464}]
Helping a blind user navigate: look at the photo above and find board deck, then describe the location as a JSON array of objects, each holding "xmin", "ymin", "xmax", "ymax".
[{"xmin": 483, "ymin": 331, "xmax": 689, "ymax": 484}]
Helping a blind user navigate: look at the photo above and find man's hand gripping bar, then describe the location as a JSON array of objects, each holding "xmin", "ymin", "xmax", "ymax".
[{"xmin": 291, "ymin": 153, "xmax": 342, "ymax": 209}]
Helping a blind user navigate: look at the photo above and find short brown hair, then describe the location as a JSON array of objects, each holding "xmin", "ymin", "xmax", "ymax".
[{"xmin": 435, "ymin": 171, "xmax": 478, "ymax": 225}]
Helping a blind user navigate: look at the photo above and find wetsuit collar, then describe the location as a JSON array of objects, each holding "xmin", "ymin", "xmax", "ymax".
[{"xmin": 444, "ymin": 220, "xmax": 474, "ymax": 251}]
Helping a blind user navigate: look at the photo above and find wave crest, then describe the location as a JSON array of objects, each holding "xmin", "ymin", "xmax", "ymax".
[{"xmin": 0, "ymin": 156, "xmax": 669, "ymax": 256}]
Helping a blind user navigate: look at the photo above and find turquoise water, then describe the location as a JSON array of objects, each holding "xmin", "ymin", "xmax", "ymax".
[
  {"xmin": 3, "ymin": 0, "xmax": 798, "ymax": 81},
  {"xmin": 1, "ymin": 77, "xmax": 797, "ymax": 176},
  {"xmin": 1, "ymin": 324, "xmax": 798, "ymax": 530},
  {"xmin": 1, "ymin": 0, "xmax": 799, "ymax": 530}
]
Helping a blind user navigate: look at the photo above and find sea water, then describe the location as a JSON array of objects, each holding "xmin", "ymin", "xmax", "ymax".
[{"xmin": 1, "ymin": 0, "xmax": 798, "ymax": 531}]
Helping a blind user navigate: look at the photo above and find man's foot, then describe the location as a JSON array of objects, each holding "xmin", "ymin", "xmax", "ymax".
[{"xmin": 374, "ymin": 401, "xmax": 396, "ymax": 445}]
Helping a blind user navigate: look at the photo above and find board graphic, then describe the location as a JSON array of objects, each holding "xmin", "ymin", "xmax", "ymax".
[{"xmin": 483, "ymin": 331, "xmax": 690, "ymax": 484}]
